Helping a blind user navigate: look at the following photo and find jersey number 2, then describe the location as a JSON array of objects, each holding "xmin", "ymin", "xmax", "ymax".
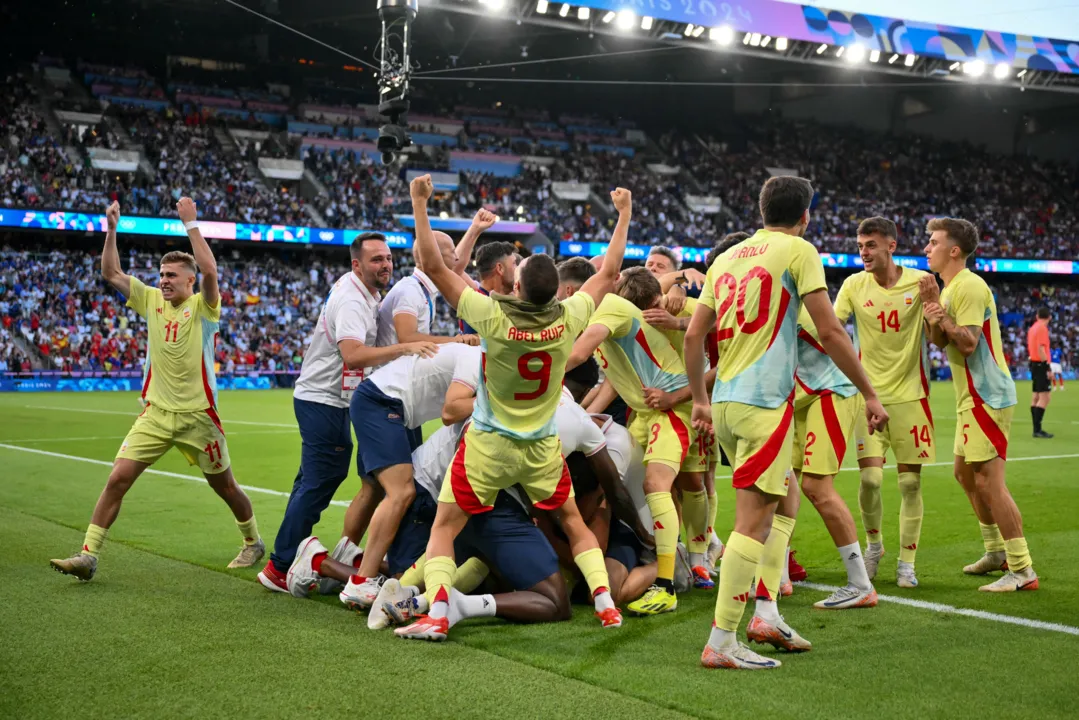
[{"xmin": 514, "ymin": 351, "xmax": 553, "ymax": 400}]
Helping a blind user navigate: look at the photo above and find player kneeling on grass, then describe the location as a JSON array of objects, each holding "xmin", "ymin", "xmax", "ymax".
[
  {"xmin": 920, "ymin": 219, "xmax": 1038, "ymax": 592},
  {"xmin": 51, "ymin": 201, "xmax": 263, "ymax": 581}
]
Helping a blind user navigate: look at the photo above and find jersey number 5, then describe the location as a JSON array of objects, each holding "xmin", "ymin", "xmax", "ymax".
[
  {"xmin": 514, "ymin": 351, "xmax": 553, "ymax": 400},
  {"xmin": 713, "ymin": 266, "xmax": 772, "ymax": 341}
]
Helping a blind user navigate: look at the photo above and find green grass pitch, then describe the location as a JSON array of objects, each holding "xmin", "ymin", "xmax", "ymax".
[{"xmin": 1, "ymin": 383, "xmax": 1076, "ymax": 719}]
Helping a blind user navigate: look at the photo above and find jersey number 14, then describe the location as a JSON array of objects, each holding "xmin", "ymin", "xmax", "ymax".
[{"xmin": 876, "ymin": 310, "xmax": 900, "ymax": 333}]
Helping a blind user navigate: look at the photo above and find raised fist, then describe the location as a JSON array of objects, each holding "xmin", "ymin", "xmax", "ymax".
[
  {"xmin": 410, "ymin": 174, "xmax": 434, "ymax": 202},
  {"xmin": 610, "ymin": 187, "xmax": 632, "ymax": 215},
  {"xmin": 105, "ymin": 201, "xmax": 120, "ymax": 231},
  {"xmin": 176, "ymin": 197, "xmax": 198, "ymax": 223}
]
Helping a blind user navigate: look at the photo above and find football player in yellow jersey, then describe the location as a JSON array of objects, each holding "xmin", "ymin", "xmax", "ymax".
[
  {"xmin": 834, "ymin": 217, "xmax": 934, "ymax": 589},
  {"xmin": 50, "ymin": 200, "xmax": 262, "ymax": 582},
  {"xmin": 792, "ymin": 307, "xmax": 878, "ymax": 610},
  {"xmin": 685, "ymin": 177, "xmax": 888, "ymax": 670},
  {"xmin": 568, "ymin": 267, "xmax": 711, "ymax": 613},
  {"xmin": 395, "ymin": 175, "xmax": 631, "ymax": 641},
  {"xmin": 920, "ymin": 218, "xmax": 1037, "ymax": 593}
]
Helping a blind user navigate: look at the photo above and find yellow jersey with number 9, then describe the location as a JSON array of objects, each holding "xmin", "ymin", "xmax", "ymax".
[
  {"xmin": 698, "ymin": 229, "xmax": 827, "ymax": 409},
  {"xmin": 456, "ymin": 287, "xmax": 595, "ymax": 441}
]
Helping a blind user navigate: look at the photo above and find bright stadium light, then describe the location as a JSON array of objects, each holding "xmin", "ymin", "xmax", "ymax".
[
  {"xmin": 775, "ymin": 37, "xmax": 788, "ymax": 51},
  {"xmin": 615, "ymin": 9, "xmax": 635, "ymax": 29},
  {"xmin": 577, "ymin": 6, "xmax": 589, "ymax": 19},
  {"xmin": 601, "ymin": 10, "xmax": 615, "ymax": 22},
  {"xmin": 993, "ymin": 62, "xmax": 1009, "ymax": 79},
  {"xmin": 684, "ymin": 23, "xmax": 694, "ymax": 36},
  {"xmin": 1017, "ymin": 68, "xmax": 1028, "ymax": 78},
  {"xmin": 710, "ymin": 25, "xmax": 734, "ymax": 44},
  {"xmin": 749, "ymin": 33, "xmax": 761, "ymax": 46},
  {"xmin": 948, "ymin": 61, "xmax": 961, "ymax": 71},
  {"xmin": 535, "ymin": 0, "xmax": 548, "ymax": 13},
  {"xmin": 888, "ymin": 53, "xmax": 899, "ymax": 64},
  {"xmin": 558, "ymin": 3, "xmax": 569, "ymax": 16},
  {"xmin": 836, "ymin": 46, "xmax": 845, "ymax": 58},
  {"xmin": 904, "ymin": 54, "xmax": 916, "ymax": 67},
  {"xmin": 692, "ymin": 25, "xmax": 705, "ymax": 37},
  {"xmin": 743, "ymin": 32, "xmax": 751, "ymax": 45},
  {"xmin": 761, "ymin": 35, "xmax": 771, "ymax": 47},
  {"xmin": 869, "ymin": 49, "xmax": 880, "ymax": 63},
  {"xmin": 847, "ymin": 44, "xmax": 866, "ymax": 62},
  {"xmin": 816, "ymin": 43, "xmax": 827, "ymax": 54},
  {"xmin": 964, "ymin": 60, "xmax": 986, "ymax": 77},
  {"xmin": 480, "ymin": 0, "xmax": 506, "ymax": 11},
  {"xmin": 641, "ymin": 16, "xmax": 653, "ymax": 30}
]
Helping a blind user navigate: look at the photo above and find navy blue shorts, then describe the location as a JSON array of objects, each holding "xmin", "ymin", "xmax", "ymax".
[
  {"xmin": 407, "ymin": 425, "xmax": 424, "ymax": 452},
  {"xmin": 607, "ymin": 520, "xmax": 645, "ymax": 571},
  {"xmin": 386, "ymin": 483, "xmax": 437, "ymax": 577},
  {"xmin": 350, "ymin": 380, "xmax": 413, "ymax": 478},
  {"xmin": 455, "ymin": 492, "xmax": 558, "ymax": 591}
]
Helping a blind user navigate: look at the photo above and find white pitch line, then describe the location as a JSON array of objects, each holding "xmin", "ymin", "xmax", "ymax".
[
  {"xmin": 2, "ymin": 429, "xmax": 298, "ymax": 444},
  {"xmin": 797, "ymin": 581, "xmax": 1079, "ymax": 637},
  {"xmin": 0, "ymin": 443, "xmax": 349, "ymax": 508},
  {"xmin": 714, "ymin": 452, "xmax": 1079, "ymax": 479},
  {"xmin": 20, "ymin": 404, "xmax": 297, "ymax": 428}
]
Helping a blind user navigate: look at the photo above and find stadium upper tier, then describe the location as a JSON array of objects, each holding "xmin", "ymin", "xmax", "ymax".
[{"xmin": 4, "ymin": 58, "xmax": 1078, "ymax": 260}]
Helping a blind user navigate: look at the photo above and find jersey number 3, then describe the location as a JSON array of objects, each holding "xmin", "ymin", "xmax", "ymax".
[{"xmin": 514, "ymin": 351, "xmax": 553, "ymax": 400}]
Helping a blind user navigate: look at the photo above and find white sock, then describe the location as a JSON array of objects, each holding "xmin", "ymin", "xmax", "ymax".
[
  {"xmin": 754, "ymin": 598, "xmax": 780, "ymax": 623},
  {"xmin": 430, "ymin": 599, "xmax": 449, "ymax": 620},
  {"xmin": 868, "ymin": 541, "xmax": 883, "ymax": 552},
  {"xmin": 708, "ymin": 625, "xmax": 737, "ymax": 649},
  {"xmin": 689, "ymin": 552, "xmax": 705, "ymax": 568},
  {"xmin": 780, "ymin": 547, "xmax": 791, "ymax": 586},
  {"xmin": 404, "ymin": 585, "xmax": 420, "ymax": 598},
  {"xmin": 838, "ymin": 542, "xmax": 872, "ymax": 590},
  {"xmin": 594, "ymin": 590, "xmax": 615, "ymax": 612},
  {"xmin": 448, "ymin": 588, "xmax": 496, "ymax": 628}
]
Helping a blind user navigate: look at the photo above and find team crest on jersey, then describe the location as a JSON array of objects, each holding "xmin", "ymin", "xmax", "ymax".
[
  {"xmin": 856, "ymin": 439, "xmax": 865, "ymax": 452},
  {"xmin": 904, "ymin": 293, "xmax": 914, "ymax": 305},
  {"xmin": 182, "ymin": 307, "xmax": 192, "ymax": 320}
]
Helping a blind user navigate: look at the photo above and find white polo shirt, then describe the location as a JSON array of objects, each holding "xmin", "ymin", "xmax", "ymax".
[
  {"xmin": 367, "ymin": 343, "xmax": 481, "ymax": 428},
  {"xmin": 294, "ymin": 271, "xmax": 380, "ymax": 408},
  {"xmin": 555, "ymin": 387, "xmax": 607, "ymax": 458},
  {"xmin": 376, "ymin": 270, "xmax": 440, "ymax": 347},
  {"xmin": 413, "ymin": 421, "xmax": 466, "ymax": 502},
  {"xmin": 593, "ymin": 413, "xmax": 652, "ymax": 535}
]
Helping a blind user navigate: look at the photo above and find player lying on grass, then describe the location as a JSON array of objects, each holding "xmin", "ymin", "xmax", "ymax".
[
  {"xmin": 685, "ymin": 176, "xmax": 888, "ymax": 670},
  {"xmin": 51, "ymin": 200, "xmax": 264, "ymax": 582},
  {"xmin": 920, "ymin": 218, "xmax": 1038, "ymax": 593},
  {"xmin": 394, "ymin": 175, "xmax": 632, "ymax": 640}
]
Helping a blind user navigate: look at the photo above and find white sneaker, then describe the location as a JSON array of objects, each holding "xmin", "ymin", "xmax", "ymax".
[
  {"xmin": 897, "ymin": 561, "xmax": 918, "ymax": 588},
  {"xmin": 747, "ymin": 614, "xmax": 812, "ymax": 652},
  {"xmin": 813, "ymin": 584, "xmax": 878, "ymax": 609},
  {"xmin": 318, "ymin": 537, "xmax": 363, "ymax": 596},
  {"xmin": 963, "ymin": 551, "xmax": 1007, "ymax": 575},
  {"xmin": 340, "ymin": 574, "xmax": 386, "ymax": 611},
  {"xmin": 979, "ymin": 567, "xmax": 1039, "ymax": 593},
  {"xmin": 674, "ymin": 542, "xmax": 693, "ymax": 594},
  {"xmin": 705, "ymin": 534, "xmax": 724, "ymax": 578},
  {"xmin": 368, "ymin": 578, "xmax": 420, "ymax": 629},
  {"xmin": 701, "ymin": 641, "xmax": 781, "ymax": 670},
  {"xmin": 863, "ymin": 543, "xmax": 885, "ymax": 581},
  {"xmin": 286, "ymin": 536, "xmax": 328, "ymax": 598}
]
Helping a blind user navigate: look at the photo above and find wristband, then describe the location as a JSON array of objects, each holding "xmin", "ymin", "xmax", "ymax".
[{"xmin": 183, "ymin": 220, "xmax": 199, "ymax": 231}]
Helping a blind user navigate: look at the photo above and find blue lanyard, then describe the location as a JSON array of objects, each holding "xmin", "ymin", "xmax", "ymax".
[{"xmin": 417, "ymin": 280, "xmax": 434, "ymax": 330}]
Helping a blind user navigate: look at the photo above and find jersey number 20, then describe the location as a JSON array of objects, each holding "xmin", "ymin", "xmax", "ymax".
[{"xmin": 713, "ymin": 266, "xmax": 772, "ymax": 341}]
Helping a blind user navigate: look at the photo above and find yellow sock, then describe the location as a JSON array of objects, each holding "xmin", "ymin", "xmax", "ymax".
[
  {"xmin": 682, "ymin": 490, "xmax": 710, "ymax": 554},
  {"xmin": 897, "ymin": 472, "xmax": 922, "ymax": 563},
  {"xmin": 707, "ymin": 491, "xmax": 718, "ymax": 537},
  {"xmin": 645, "ymin": 491, "xmax": 678, "ymax": 582},
  {"xmin": 400, "ymin": 553, "xmax": 426, "ymax": 588},
  {"xmin": 423, "ymin": 555, "xmax": 457, "ymax": 608},
  {"xmin": 713, "ymin": 532, "xmax": 764, "ymax": 631},
  {"xmin": 574, "ymin": 547, "xmax": 610, "ymax": 597},
  {"xmin": 980, "ymin": 523, "xmax": 1005, "ymax": 553},
  {"xmin": 1004, "ymin": 537, "xmax": 1032, "ymax": 572},
  {"xmin": 236, "ymin": 516, "xmax": 260, "ymax": 546},
  {"xmin": 755, "ymin": 514, "xmax": 795, "ymax": 601},
  {"xmin": 859, "ymin": 466, "xmax": 884, "ymax": 544},
  {"xmin": 81, "ymin": 524, "xmax": 108, "ymax": 558},
  {"xmin": 454, "ymin": 558, "xmax": 490, "ymax": 593}
]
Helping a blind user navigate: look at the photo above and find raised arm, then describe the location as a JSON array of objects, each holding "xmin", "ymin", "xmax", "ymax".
[
  {"xmin": 100, "ymin": 202, "xmax": 132, "ymax": 297},
  {"xmin": 411, "ymin": 175, "xmax": 468, "ymax": 309},
  {"xmin": 578, "ymin": 188, "xmax": 631, "ymax": 307},
  {"xmin": 803, "ymin": 289, "xmax": 889, "ymax": 432},
  {"xmin": 453, "ymin": 208, "xmax": 498, "ymax": 276},
  {"xmin": 175, "ymin": 197, "xmax": 219, "ymax": 307},
  {"xmin": 568, "ymin": 324, "xmax": 611, "ymax": 371}
]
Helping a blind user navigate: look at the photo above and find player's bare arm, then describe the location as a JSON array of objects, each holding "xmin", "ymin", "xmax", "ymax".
[
  {"xmin": 658, "ymin": 268, "xmax": 706, "ymax": 294},
  {"xmin": 441, "ymin": 381, "xmax": 476, "ymax": 425},
  {"xmin": 410, "ymin": 175, "xmax": 469, "ymax": 308},
  {"xmin": 176, "ymin": 197, "xmax": 218, "ymax": 308},
  {"xmin": 453, "ymin": 209, "xmax": 499, "ymax": 289},
  {"xmin": 392, "ymin": 312, "xmax": 477, "ymax": 346},
  {"xmin": 586, "ymin": 447, "xmax": 653, "ymax": 546},
  {"xmin": 100, "ymin": 201, "xmax": 133, "ymax": 297},
  {"xmin": 802, "ymin": 289, "xmax": 889, "ymax": 433},
  {"xmin": 643, "ymin": 306, "xmax": 687, "ymax": 331},
  {"xmin": 567, "ymin": 325, "xmax": 611, "ymax": 371},
  {"xmin": 922, "ymin": 301, "xmax": 949, "ymax": 348},
  {"xmin": 644, "ymin": 367, "xmax": 717, "ymax": 410},
  {"xmin": 683, "ymin": 302, "xmax": 716, "ymax": 434},
  {"xmin": 577, "ymin": 188, "xmax": 632, "ymax": 307},
  {"xmin": 584, "ymin": 378, "xmax": 618, "ymax": 414},
  {"xmin": 926, "ymin": 302, "xmax": 981, "ymax": 357},
  {"xmin": 338, "ymin": 338, "xmax": 438, "ymax": 371}
]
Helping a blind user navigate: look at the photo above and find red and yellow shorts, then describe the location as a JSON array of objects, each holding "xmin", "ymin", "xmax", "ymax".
[
  {"xmin": 792, "ymin": 391, "xmax": 859, "ymax": 477},
  {"xmin": 954, "ymin": 404, "xmax": 1013, "ymax": 463},
  {"xmin": 712, "ymin": 400, "xmax": 794, "ymax": 497},
  {"xmin": 117, "ymin": 403, "xmax": 230, "ymax": 474},
  {"xmin": 628, "ymin": 406, "xmax": 704, "ymax": 473}
]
